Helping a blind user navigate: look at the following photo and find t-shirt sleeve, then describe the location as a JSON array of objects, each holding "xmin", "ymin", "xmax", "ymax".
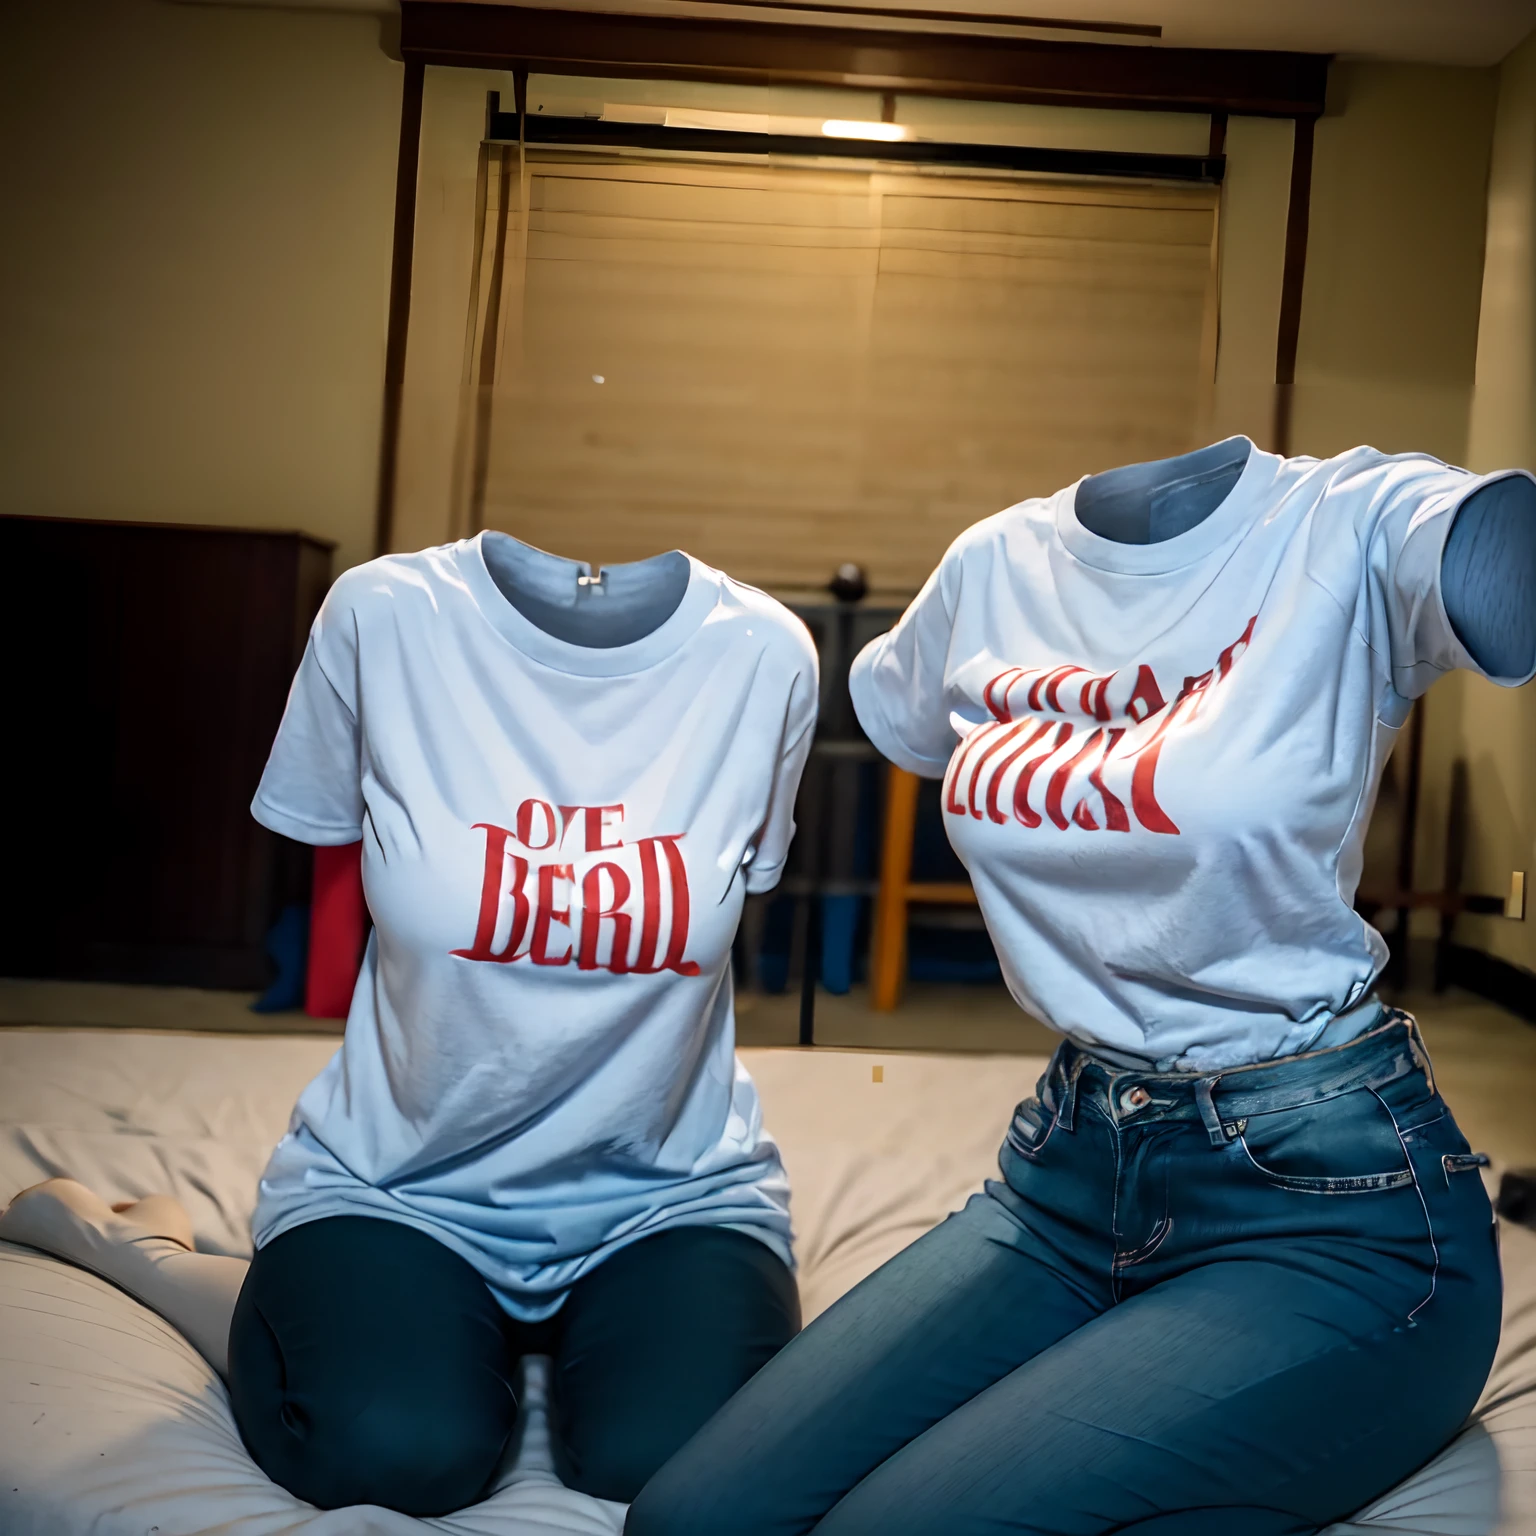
[
  {"xmin": 848, "ymin": 555, "xmax": 961, "ymax": 777},
  {"xmin": 1357, "ymin": 454, "xmax": 1536, "ymax": 697},
  {"xmin": 744, "ymin": 649, "xmax": 819, "ymax": 895},
  {"xmin": 250, "ymin": 586, "xmax": 365, "ymax": 846}
]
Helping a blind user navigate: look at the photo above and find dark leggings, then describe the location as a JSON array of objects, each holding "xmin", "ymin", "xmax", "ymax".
[{"xmin": 227, "ymin": 1216, "xmax": 799, "ymax": 1515}]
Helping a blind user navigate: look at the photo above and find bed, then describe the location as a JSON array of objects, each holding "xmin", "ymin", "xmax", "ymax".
[{"xmin": 1, "ymin": 1028, "xmax": 1533, "ymax": 1535}]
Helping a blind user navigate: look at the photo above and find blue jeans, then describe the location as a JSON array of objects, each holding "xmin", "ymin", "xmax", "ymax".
[{"xmin": 627, "ymin": 1013, "xmax": 1503, "ymax": 1535}]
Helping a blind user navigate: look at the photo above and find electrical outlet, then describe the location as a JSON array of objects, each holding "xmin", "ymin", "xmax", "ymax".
[{"xmin": 1506, "ymin": 871, "xmax": 1526, "ymax": 921}]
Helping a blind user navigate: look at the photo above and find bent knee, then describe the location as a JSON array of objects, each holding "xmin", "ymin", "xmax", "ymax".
[
  {"xmin": 238, "ymin": 1384, "xmax": 513, "ymax": 1515},
  {"xmin": 624, "ymin": 1463, "xmax": 735, "ymax": 1536},
  {"xmin": 293, "ymin": 1396, "xmax": 509, "ymax": 1514}
]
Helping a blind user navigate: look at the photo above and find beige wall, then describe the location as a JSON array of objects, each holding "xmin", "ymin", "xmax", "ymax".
[
  {"xmin": 392, "ymin": 64, "xmax": 506, "ymax": 558},
  {"xmin": 1209, "ymin": 114, "xmax": 1295, "ymax": 447},
  {"xmin": 0, "ymin": 0, "xmax": 402, "ymax": 575},
  {"xmin": 1443, "ymin": 28, "xmax": 1536, "ymax": 973},
  {"xmin": 1294, "ymin": 62, "xmax": 1498, "ymax": 465}
]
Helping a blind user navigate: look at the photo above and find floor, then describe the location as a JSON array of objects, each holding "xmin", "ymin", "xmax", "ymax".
[
  {"xmin": 735, "ymin": 981, "xmax": 1061, "ymax": 1055},
  {"xmin": 0, "ymin": 978, "xmax": 340, "ymax": 1036},
  {"xmin": 3, "ymin": 977, "xmax": 1533, "ymax": 1168}
]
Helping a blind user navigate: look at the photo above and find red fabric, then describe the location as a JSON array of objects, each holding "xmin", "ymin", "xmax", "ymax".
[{"xmin": 305, "ymin": 842, "xmax": 368, "ymax": 1019}]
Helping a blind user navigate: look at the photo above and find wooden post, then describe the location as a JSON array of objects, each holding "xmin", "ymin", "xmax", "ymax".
[
  {"xmin": 1272, "ymin": 112, "xmax": 1316, "ymax": 457},
  {"xmin": 870, "ymin": 765, "xmax": 921, "ymax": 1010},
  {"xmin": 374, "ymin": 58, "xmax": 426, "ymax": 557}
]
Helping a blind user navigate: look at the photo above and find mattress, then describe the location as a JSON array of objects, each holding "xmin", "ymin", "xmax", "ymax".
[{"xmin": 0, "ymin": 1027, "xmax": 1532, "ymax": 1535}]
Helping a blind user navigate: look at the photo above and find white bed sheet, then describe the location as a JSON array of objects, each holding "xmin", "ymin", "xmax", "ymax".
[{"xmin": 0, "ymin": 1028, "xmax": 1532, "ymax": 1535}]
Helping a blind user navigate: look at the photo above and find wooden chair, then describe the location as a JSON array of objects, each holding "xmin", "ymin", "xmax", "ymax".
[{"xmin": 868, "ymin": 765, "xmax": 979, "ymax": 1010}]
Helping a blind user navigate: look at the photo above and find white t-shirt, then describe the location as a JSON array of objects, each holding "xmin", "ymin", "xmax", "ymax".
[
  {"xmin": 851, "ymin": 441, "xmax": 1535, "ymax": 1071},
  {"xmin": 249, "ymin": 534, "xmax": 817, "ymax": 1318}
]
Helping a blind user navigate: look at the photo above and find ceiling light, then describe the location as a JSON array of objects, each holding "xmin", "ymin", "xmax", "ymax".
[{"xmin": 821, "ymin": 120, "xmax": 908, "ymax": 143}]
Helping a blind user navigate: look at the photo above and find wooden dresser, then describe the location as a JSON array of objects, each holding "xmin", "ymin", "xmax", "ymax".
[{"xmin": 0, "ymin": 517, "xmax": 333, "ymax": 989}]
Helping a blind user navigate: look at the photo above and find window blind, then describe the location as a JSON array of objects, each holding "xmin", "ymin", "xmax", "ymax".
[{"xmin": 460, "ymin": 147, "xmax": 1220, "ymax": 594}]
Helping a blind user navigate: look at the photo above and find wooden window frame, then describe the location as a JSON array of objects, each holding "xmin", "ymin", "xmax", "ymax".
[{"xmin": 376, "ymin": 0, "xmax": 1330, "ymax": 550}]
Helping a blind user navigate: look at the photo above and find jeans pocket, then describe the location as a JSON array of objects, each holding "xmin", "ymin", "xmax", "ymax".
[
  {"xmin": 1005, "ymin": 1096, "xmax": 1057, "ymax": 1161},
  {"xmin": 1397, "ymin": 1110, "xmax": 1494, "ymax": 1199},
  {"xmin": 1236, "ymin": 1086, "xmax": 1417, "ymax": 1194}
]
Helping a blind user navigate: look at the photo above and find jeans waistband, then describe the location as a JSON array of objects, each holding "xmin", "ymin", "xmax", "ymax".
[{"xmin": 1043, "ymin": 1009, "xmax": 1433, "ymax": 1148}]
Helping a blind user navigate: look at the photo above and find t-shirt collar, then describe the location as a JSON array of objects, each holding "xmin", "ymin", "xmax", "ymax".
[
  {"xmin": 1055, "ymin": 436, "xmax": 1282, "ymax": 575},
  {"xmin": 458, "ymin": 532, "xmax": 720, "ymax": 677}
]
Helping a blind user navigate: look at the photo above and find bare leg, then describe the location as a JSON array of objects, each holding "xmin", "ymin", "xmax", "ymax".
[{"xmin": 0, "ymin": 1178, "xmax": 246, "ymax": 1377}]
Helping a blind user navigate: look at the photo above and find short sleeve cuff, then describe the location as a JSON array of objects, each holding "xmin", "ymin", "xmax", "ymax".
[
  {"xmin": 849, "ymin": 643, "xmax": 955, "ymax": 780},
  {"xmin": 251, "ymin": 793, "xmax": 364, "ymax": 846},
  {"xmin": 743, "ymin": 862, "xmax": 785, "ymax": 895}
]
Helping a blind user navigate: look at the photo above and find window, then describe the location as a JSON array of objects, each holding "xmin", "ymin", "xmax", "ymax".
[{"xmin": 459, "ymin": 147, "xmax": 1220, "ymax": 592}]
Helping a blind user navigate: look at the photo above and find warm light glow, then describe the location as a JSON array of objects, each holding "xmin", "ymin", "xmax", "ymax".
[{"xmin": 821, "ymin": 119, "xmax": 908, "ymax": 143}]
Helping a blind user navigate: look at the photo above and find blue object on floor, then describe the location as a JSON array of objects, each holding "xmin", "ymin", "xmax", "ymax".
[
  {"xmin": 758, "ymin": 952, "xmax": 791, "ymax": 995},
  {"xmin": 819, "ymin": 895, "xmax": 859, "ymax": 995},
  {"xmin": 755, "ymin": 895, "xmax": 796, "ymax": 995},
  {"xmin": 251, "ymin": 903, "xmax": 310, "ymax": 1013},
  {"xmin": 908, "ymin": 926, "xmax": 1002, "ymax": 984}
]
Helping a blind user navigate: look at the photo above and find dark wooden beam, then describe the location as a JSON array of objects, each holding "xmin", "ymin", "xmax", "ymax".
[
  {"xmin": 400, "ymin": 2, "xmax": 1330, "ymax": 116},
  {"xmin": 469, "ymin": 145, "xmax": 516, "ymax": 526},
  {"xmin": 651, "ymin": 0, "xmax": 1164, "ymax": 39},
  {"xmin": 375, "ymin": 57, "xmax": 426, "ymax": 559},
  {"xmin": 1358, "ymin": 892, "xmax": 1512, "ymax": 918},
  {"xmin": 1273, "ymin": 112, "xmax": 1316, "ymax": 456}
]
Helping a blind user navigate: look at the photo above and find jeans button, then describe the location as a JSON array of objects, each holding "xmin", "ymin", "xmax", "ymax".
[{"xmin": 1120, "ymin": 1086, "xmax": 1151, "ymax": 1113}]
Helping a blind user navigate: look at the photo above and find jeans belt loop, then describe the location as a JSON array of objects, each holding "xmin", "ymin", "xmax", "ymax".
[
  {"xmin": 1402, "ymin": 1014, "xmax": 1436, "ymax": 1097},
  {"xmin": 1058, "ymin": 1054, "xmax": 1086, "ymax": 1133},
  {"xmin": 1194, "ymin": 1076, "xmax": 1232, "ymax": 1148}
]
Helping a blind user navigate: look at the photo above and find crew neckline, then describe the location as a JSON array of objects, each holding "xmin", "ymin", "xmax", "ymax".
[
  {"xmin": 460, "ymin": 532, "xmax": 720, "ymax": 677},
  {"xmin": 1056, "ymin": 437, "xmax": 1281, "ymax": 575}
]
